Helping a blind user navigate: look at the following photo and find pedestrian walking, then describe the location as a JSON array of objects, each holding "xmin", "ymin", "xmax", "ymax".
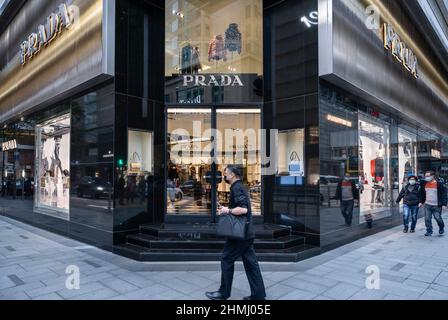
[
  {"xmin": 419, "ymin": 171, "xmax": 447, "ymax": 236},
  {"xmin": 396, "ymin": 175, "xmax": 421, "ymax": 233},
  {"xmin": 205, "ymin": 165, "xmax": 266, "ymax": 301}
]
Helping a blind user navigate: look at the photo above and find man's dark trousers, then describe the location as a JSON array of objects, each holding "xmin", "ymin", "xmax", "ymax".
[{"xmin": 219, "ymin": 238, "xmax": 266, "ymax": 299}]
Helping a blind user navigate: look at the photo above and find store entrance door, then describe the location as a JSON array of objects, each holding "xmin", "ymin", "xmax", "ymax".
[{"xmin": 166, "ymin": 107, "xmax": 261, "ymax": 222}]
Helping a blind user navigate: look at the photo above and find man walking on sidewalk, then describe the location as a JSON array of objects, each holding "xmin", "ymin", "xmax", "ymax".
[
  {"xmin": 205, "ymin": 165, "xmax": 266, "ymax": 301},
  {"xmin": 419, "ymin": 171, "xmax": 447, "ymax": 236}
]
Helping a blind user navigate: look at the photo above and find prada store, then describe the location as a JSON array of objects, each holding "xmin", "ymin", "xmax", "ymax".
[{"xmin": 0, "ymin": 0, "xmax": 447, "ymax": 262}]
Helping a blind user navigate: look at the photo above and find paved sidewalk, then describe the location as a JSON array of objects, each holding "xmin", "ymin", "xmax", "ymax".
[{"xmin": 1, "ymin": 214, "xmax": 448, "ymax": 300}]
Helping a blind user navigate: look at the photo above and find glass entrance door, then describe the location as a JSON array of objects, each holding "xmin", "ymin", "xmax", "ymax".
[
  {"xmin": 216, "ymin": 109, "xmax": 262, "ymax": 216},
  {"xmin": 167, "ymin": 108, "xmax": 213, "ymax": 215},
  {"xmin": 166, "ymin": 107, "xmax": 261, "ymax": 220}
]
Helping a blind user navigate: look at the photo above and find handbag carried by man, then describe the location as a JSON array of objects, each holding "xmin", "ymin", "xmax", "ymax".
[{"xmin": 216, "ymin": 213, "xmax": 249, "ymax": 240}]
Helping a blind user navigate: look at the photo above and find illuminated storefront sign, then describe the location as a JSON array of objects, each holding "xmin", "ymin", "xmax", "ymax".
[
  {"xmin": 20, "ymin": 3, "xmax": 77, "ymax": 65},
  {"xmin": 182, "ymin": 75, "xmax": 244, "ymax": 87},
  {"xmin": 327, "ymin": 114, "xmax": 352, "ymax": 127},
  {"xmin": 2, "ymin": 139, "xmax": 17, "ymax": 151},
  {"xmin": 383, "ymin": 23, "xmax": 418, "ymax": 78}
]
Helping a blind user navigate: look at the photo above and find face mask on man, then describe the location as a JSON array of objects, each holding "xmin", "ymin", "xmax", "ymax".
[
  {"xmin": 224, "ymin": 172, "xmax": 233, "ymax": 184},
  {"xmin": 425, "ymin": 176, "xmax": 434, "ymax": 182},
  {"xmin": 409, "ymin": 179, "xmax": 416, "ymax": 185}
]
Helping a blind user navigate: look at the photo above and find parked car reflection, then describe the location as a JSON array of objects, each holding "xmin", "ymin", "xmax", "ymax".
[{"xmin": 76, "ymin": 176, "xmax": 112, "ymax": 199}]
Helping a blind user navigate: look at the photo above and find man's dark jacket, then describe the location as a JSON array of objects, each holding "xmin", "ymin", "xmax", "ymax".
[
  {"xmin": 229, "ymin": 180, "xmax": 255, "ymax": 240},
  {"xmin": 396, "ymin": 183, "xmax": 421, "ymax": 206}
]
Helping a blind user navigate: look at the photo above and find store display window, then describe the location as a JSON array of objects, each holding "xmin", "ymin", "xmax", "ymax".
[
  {"xmin": 358, "ymin": 115, "xmax": 391, "ymax": 224},
  {"xmin": 34, "ymin": 114, "xmax": 71, "ymax": 220},
  {"xmin": 128, "ymin": 130, "xmax": 154, "ymax": 175},
  {"xmin": 276, "ymin": 129, "xmax": 305, "ymax": 185},
  {"xmin": 398, "ymin": 128, "xmax": 417, "ymax": 187},
  {"xmin": 165, "ymin": 0, "xmax": 262, "ymax": 77}
]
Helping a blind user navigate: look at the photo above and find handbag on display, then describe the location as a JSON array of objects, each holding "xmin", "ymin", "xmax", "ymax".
[
  {"xmin": 289, "ymin": 151, "xmax": 301, "ymax": 176},
  {"xmin": 129, "ymin": 152, "xmax": 141, "ymax": 172},
  {"xmin": 216, "ymin": 213, "xmax": 249, "ymax": 240}
]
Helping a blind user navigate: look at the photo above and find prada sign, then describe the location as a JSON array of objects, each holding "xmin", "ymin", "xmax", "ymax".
[
  {"xmin": 20, "ymin": 3, "xmax": 77, "ymax": 65},
  {"xmin": 2, "ymin": 139, "xmax": 17, "ymax": 151},
  {"xmin": 183, "ymin": 75, "xmax": 244, "ymax": 87},
  {"xmin": 383, "ymin": 23, "xmax": 418, "ymax": 79}
]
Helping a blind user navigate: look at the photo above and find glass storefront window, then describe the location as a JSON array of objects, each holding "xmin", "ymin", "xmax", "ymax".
[
  {"xmin": 34, "ymin": 114, "xmax": 71, "ymax": 220},
  {"xmin": 417, "ymin": 129, "xmax": 442, "ymax": 177},
  {"xmin": 165, "ymin": 0, "xmax": 263, "ymax": 104},
  {"xmin": 166, "ymin": 107, "xmax": 261, "ymax": 216},
  {"xmin": 165, "ymin": 0, "xmax": 262, "ymax": 76},
  {"xmin": 216, "ymin": 108, "xmax": 261, "ymax": 216},
  {"xmin": 128, "ymin": 130, "xmax": 154, "ymax": 175},
  {"xmin": 398, "ymin": 128, "xmax": 418, "ymax": 186},
  {"xmin": 276, "ymin": 129, "xmax": 305, "ymax": 186},
  {"xmin": 167, "ymin": 108, "xmax": 212, "ymax": 215},
  {"xmin": 115, "ymin": 129, "xmax": 154, "ymax": 210},
  {"xmin": 358, "ymin": 114, "xmax": 391, "ymax": 225}
]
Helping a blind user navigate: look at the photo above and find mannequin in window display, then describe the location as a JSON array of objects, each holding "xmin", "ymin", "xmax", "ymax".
[
  {"xmin": 167, "ymin": 161, "xmax": 178, "ymax": 209},
  {"xmin": 41, "ymin": 157, "xmax": 50, "ymax": 199},
  {"xmin": 402, "ymin": 142, "xmax": 413, "ymax": 181},
  {"xmin": 370, "ymin": 149, "xmax": 385, "ymax": 207},
  {"xmin": 181, "ymin": 44, "xmax": 202, "ymax": 74},
  {"xmin": 50, "ymin": 135, "xmax": 70, "ymax": 206},
  {"xmin": 208, "ymin": 35, "xmax": 227, "ymax": 66},
  {"xmin": 225, "ymin": 23, "xmax": 242, "ymax": 59},
  {"xmin": 53, "ymin": 136, "xmax": 64, "ymax": 197}
]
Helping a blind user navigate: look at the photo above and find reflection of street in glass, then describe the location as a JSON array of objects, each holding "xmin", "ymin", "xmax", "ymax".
[{"xmin": 359, "ymin": 117, "xmax": 391, "ymax": 226}]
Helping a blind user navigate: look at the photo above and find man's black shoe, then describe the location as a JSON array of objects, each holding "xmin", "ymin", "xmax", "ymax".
[
  {"xmin": 440, "ymin": 228, "xmax": 445, "ymax": 235},
  {"xmin": 205, "ymin": 291, "xmax": 227, "ymax": 300},
  {"xmin": 243, "ymin": 296, "xmax": 266, "ymax": 301}
]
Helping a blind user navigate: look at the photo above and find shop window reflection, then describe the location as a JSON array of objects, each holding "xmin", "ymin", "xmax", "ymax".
[
  {"xmin": 319, "ymin": 87, "xmax": 360, "ymax": 235},
  {"xmin": 358, "ymin": 115, "xmax": 392, "ymax": 226},
  {"xmin": 116, "ymin": 130, "xmax": 153, "ymax": 210}
]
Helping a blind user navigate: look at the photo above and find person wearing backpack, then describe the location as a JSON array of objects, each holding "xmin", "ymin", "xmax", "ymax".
[{"xmin": 396, "ymin": 175, "xmax": 421, "ymax": 233}]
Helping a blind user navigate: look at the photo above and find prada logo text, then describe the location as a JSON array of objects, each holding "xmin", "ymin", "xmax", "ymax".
[
  {"xmin": 383, "ymin": 23, "xmax": 418, "ymax": 79},
  {"xmin": 20, "ymin": 3, "xmax": 77, "ymax": 65}
]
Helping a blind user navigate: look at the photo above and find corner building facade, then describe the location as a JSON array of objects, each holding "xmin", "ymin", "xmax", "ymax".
[{"xmin": 0, "ymin": 0, "xmax": 447, "ymax": 261}]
